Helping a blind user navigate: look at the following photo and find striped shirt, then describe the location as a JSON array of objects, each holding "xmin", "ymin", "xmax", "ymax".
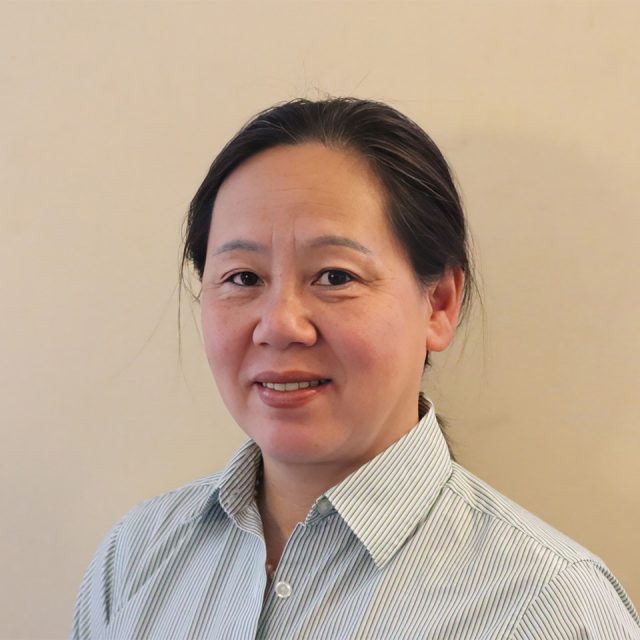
[{"xmin": 71, "ymin": 402, "xmax": 640, "ymax": 639}]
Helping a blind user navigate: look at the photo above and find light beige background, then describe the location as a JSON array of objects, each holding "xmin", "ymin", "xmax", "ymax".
[{"xmin": 2, "ymin": 1, "xmax": 639, "ymax": 637}]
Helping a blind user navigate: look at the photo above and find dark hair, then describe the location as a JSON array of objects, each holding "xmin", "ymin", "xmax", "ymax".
[{"xmin": 180, "ymin": 97, "xmax": 480, "ymax": 460}]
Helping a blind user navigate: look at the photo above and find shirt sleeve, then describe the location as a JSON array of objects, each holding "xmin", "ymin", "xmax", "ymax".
[
  {"xmin": 510, "ymin": 560, "xmax": 640, "ymax": 639},
  {"xmin": 69, "ymin": 515, "xmax": 126, "ymax": 640}
]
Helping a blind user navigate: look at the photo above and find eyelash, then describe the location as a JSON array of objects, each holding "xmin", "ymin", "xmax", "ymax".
[
  {"xmin": 224, "ymin": 269, "xmax": 356, "ymax": 287},
  {"xmin": 315, "ymin": 270, "xmax": 355, "ymax": 286},
  {"xmin": 226, "ymin": 271, "xmax": 261, "ymax": 287}
]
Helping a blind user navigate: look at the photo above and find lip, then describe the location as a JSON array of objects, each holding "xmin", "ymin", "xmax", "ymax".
[
  {"xmin": 252, "ymin": 370, "xmax": 331, "ymax": 384},
  {"xmin": 251, "ymin": 370, "xmax": 332, "ymax": 409}
]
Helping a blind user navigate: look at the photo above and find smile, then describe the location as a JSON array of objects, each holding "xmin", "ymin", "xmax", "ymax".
[{"xmin": 260, "ymin": 379, "xmax": 331, "ymax": 392}]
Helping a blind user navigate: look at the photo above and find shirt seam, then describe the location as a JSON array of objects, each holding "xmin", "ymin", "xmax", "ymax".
[
  {"xmin": 443, "ymin": 480, "xmax": 583, "ymax": 568},
  {"xmin": 506, "ymin": 559, "xmax": 640, "ymax": 637}
]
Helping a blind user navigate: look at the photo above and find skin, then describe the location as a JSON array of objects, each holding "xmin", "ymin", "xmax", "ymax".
[{"xmin": 200, "ymin": 142, "xmax": 463, "ymax": 570}]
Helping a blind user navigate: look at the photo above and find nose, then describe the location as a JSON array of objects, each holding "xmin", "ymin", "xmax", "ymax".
[{"xmin": 252, "ymin": 286, "xmax": 318, "ymax": 349}]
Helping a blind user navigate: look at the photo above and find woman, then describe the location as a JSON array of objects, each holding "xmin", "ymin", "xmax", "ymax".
[{"xmin": 71, "ymin": 98, "xmax": 639, "ymax": 638}]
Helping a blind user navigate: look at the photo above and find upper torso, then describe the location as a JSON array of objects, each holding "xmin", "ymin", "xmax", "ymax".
[{"xmin": 70, "ymin": 406, "xmax": 640, "ymax": 639}]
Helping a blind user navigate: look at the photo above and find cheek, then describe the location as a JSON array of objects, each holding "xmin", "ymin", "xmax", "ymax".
[
  {"xmin": 326, "ymin": 312, "xmax": 391, "ymax": 373},
  {"xmin": 337, "ymin": 304, "xmax": 425, "ymax": 376},
  {"xmin": 201, "ymin": 303, "xmax": 246, "ymax": 373}
]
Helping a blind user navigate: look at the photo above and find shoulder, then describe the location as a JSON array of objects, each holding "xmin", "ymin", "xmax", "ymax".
[
  {"xmin": 114, "ymin": 471, "xmax": 224, "ymax": 549},
  {"xmin": 71, "ymin": 472, "xmax": 224, "ymax": 636},
  {"xmin": 510, "ymin": 560, "xmax": 640, "ymax": 638},
  {"xmin": 440, "ymin": 463, "xmax": 640, "ymax": 637},
  {"xmin": 108, "ymin": 471, "xmax": 225, "ymax": 573},
  {"xmin": 444, "ymin": 462, "xmax": 597, "ymax": 565}
]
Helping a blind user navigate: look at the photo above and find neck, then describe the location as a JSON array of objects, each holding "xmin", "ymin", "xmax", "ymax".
[
  {"xmin": 255, "ymin": 456, "xmax": 361, "ymax": 570},
  {"xmin": 256, "ymin": 459, "xmax": 333, "ymax": 533}
]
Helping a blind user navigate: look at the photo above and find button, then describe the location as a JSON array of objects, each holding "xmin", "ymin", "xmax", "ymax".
[
  {"xmin": 317, "ymin": 497, "xmax": 332, "ymax": 515},
  {"xmin": 275, "ymin": 581, "xmax": 292, "ymax": 599}
]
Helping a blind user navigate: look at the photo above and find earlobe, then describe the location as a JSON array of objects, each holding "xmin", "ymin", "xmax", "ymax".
[{"xmin": 425, "ymin": 267, "xmax": 464, "ymax": 353}]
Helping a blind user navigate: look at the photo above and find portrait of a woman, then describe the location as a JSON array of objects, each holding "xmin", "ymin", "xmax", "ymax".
[{"xmin": 70, "ymin": 98, "xmax": 640, "ymax": 639}]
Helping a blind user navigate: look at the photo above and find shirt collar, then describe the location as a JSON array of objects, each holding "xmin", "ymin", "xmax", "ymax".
[
  {"xmin": 189, "ymin": 399, "xmax": 453, "ymax": 568},
  {"xmin": 183, "ymin": 438, "xmax": 262, "ymax": 524},
  {"xmin": 325, "ymin": 400, "xmax": 453, "ymax": 567}
]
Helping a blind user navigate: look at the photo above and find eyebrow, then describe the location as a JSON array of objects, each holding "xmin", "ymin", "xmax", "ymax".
[
  {"xmin": 211, "ymin": 239, "xmax": 266, "ymax": 256},
  {"xmin": 307, "ymin": 235, "xmax": 373, "ymax": 256},
  {"xmin": 211, "ymin": 235, "xmax": 373, "ymax": 257}
]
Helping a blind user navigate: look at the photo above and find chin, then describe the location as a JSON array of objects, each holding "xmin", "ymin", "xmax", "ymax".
[{"xmin": 250, "ymin": 423, "xmax": 341, "ymax": 466}]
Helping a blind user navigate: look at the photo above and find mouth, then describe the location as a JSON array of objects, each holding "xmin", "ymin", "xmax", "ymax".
[
  {"xmin": 252, "ymin": 371, "xmax": 332, "ymax": 408},
  {"xmin": 259, "ymin": 379, "xmax": 331, "ymax": 392}
]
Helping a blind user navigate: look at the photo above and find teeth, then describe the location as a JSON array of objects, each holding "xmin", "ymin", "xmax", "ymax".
[{"xmin": 261, "ymin": 380, "xmax": 328, "ymax": 391}]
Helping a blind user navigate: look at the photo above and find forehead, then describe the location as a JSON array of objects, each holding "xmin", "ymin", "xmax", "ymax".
[{"xmin": 210, "ymin": 143, "xmax": 388, "ymax": 238}]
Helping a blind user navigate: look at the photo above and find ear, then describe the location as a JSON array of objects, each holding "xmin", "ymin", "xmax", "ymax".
[{"xmin": 425, "ymin": 266, "xmax": 465, "ymax": 353}]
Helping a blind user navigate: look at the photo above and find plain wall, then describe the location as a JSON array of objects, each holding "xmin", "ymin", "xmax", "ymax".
[{"xmin": 1, "ymin": 1, "xmax": 638, "ymax": 637}]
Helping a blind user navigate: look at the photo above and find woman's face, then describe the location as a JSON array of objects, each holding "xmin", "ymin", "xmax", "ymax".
[{"xmin": 200, "ymin": 142, "xmax": 436, "ymax": 472}]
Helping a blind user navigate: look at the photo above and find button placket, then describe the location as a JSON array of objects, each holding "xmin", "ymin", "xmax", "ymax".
[{"xmin": 263, "ymin": 522, "xmax": 310, "ymax": 605}]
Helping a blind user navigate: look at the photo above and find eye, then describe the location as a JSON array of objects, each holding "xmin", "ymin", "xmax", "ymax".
[
  {"xmin": 315, "ymin": 269, "xmax": 355, "ymax": 286},
  {"xmin": 226, "ymin": 271, "xmax": 261, "ymax": 286}
]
